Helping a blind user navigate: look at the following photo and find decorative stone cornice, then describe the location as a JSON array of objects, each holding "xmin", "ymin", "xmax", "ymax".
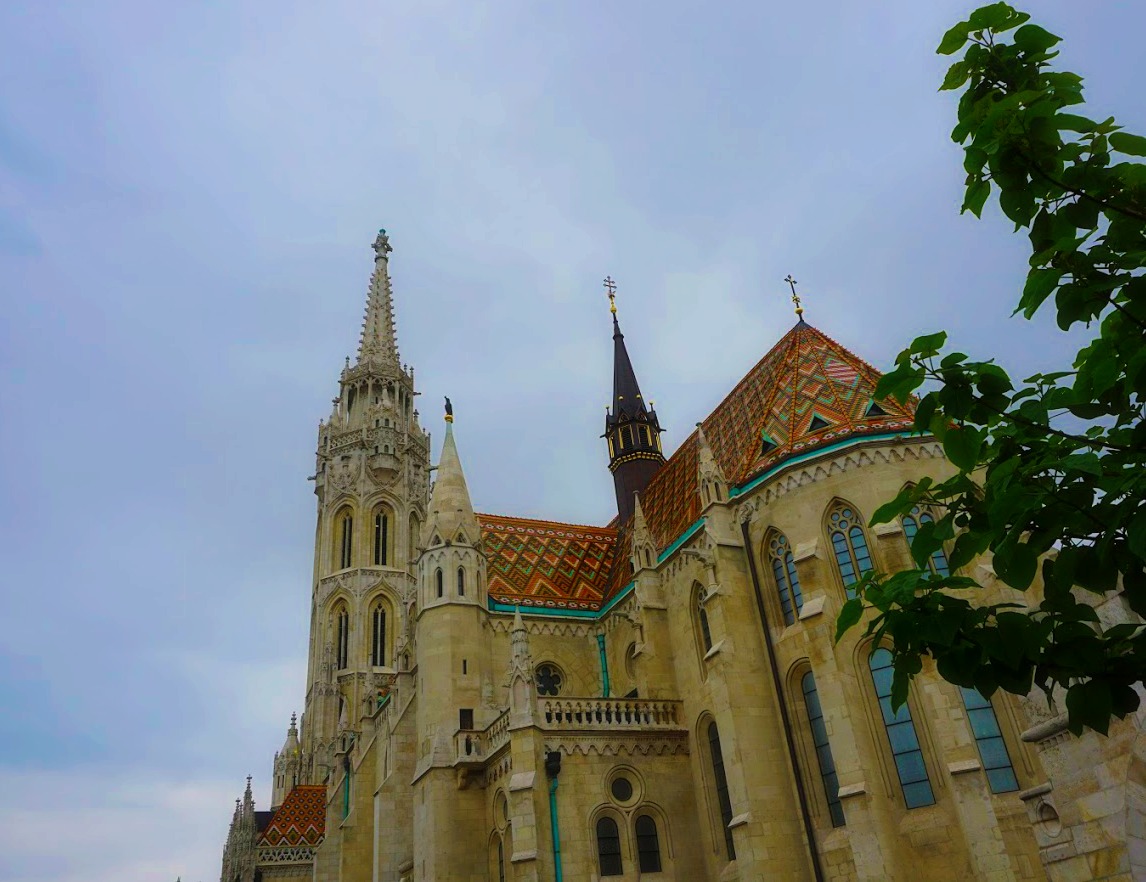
[
  {"xmin": 740, "ymin": 438, "xmax": 943, "ymax": 509},
  {"xmin": 542, "ymin": 732, "xmax": 689, "ymax": 758}
]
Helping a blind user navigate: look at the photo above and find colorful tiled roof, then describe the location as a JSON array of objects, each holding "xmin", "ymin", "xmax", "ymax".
[
  {"xmin": 479, "ymin": 514, "xmax": 618, "ymax": 612},
  {"xmin": 258, "ymin": 785, "xmax": 325, "ymax": 848},
  {"xmin": 638, "ymin": 319, "xmax": 915, "ymax": 552},
  {"xmin": 480, "ymin": 320, "xmax": 913, "ymax": 613}
]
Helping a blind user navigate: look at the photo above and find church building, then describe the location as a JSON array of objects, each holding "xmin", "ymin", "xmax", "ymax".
[{"xmin": 220, "ymin": 231, "xmax": 1146, "ymax": 881}]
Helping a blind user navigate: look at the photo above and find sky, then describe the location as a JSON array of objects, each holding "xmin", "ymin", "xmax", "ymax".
[{"xmin": 0, "ymin": 1, "xmax": 1143, "ymax": 879}]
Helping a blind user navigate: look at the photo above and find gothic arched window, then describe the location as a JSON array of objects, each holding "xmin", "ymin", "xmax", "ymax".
[
  {"xmin": 902, "ymin": 506, "xmax": 951, "ymax": 576},
  {"xmin": 457, "ymin": 566, "xmax": 465, "ymax": 596},
  {"xmin": 635, "ymin": 814, "xmax": 662, "ymax": 872},
  {"xmin": 767, "ymin": 531, "xmax": 803, "ymax": 625},
  {"xmin": 595, "ymin": 816, "xmax": 623, "ymax": 876},
  {"xmin": 828, "ymin": 503, "xmax": 873, "ymax": 599},
  {"xmin": 959, "ymin": 687, "xmax": 1018, "ymax": 793},
  {"xmin": 801, "ymin": 670, "xmax": 845, "ymax": 827},
  {"xmin": 435, "ymin": 568, "xmax": 443, "ymax": 598},
  {"xmin": 373, "ymin": 511, "xmax": 389, "ymax": 566},
  {"xmin": 337, "ymin": 509, "xmax": 354, "ymax": 570},
  {"xmin": 696, "ymin": 586, "xmax": 713, "ymax": 652},
  {"xmin": 869, "ymin": 648, "xmax": 934, "ymax": 808},
  {"xmin": 535, "ymin": 663, "xmax": 563, "ymax": 696},
  {"xmin": 335, "ymin": 604, "xmax": 349, "ymax": 670},
  {"xmin": 370, "ymin": 603, "xmax": 386, "ymax": 667},
  {"xmin": 708, "ymin": 720, "xmax": 736, "ymax": 860}
]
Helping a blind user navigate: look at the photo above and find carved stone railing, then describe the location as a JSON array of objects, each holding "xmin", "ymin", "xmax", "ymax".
[
  {"xmin": 538, "ymin": 697, "xmax": 683, "ymax": 730},
  {"xmin": 455, "ymin": 708, "xmax": 512, "ymax": 764}
]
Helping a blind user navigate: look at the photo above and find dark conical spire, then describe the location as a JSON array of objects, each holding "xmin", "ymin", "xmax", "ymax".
[{"xmin": 601, "ymin": 280, "xmax": 664, "ymax": 524}]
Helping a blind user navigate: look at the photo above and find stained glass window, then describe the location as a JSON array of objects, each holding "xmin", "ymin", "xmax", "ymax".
[
  {"xmin": 768, "ymin": 532, "xmax": 803, "ymax": 625},
  {"xmin": 869, "ymin": 649, "xmax": 934, "ymax": 808},
  {"xmin": 829, "ymin": 505, "xmax": 873, "ymax": 599}
]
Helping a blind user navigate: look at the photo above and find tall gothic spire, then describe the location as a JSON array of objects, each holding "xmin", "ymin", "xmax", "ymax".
[
  {"xmin": 602, "ymin": 282, "xmax": 664, "ymax": 524},
  {"xmin": 356, "ymin": 229, "xmax": 400, "ymax": 368},
  {"xmin": 423, "ymin": 404, "xmax": 479, "ymax": 546}
]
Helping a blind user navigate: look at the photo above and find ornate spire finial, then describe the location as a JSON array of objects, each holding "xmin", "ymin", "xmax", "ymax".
[
  {"xmin": 372, "ymin": 228, "xmax": 392, "ymax": 261},
  {"xmin": 784, "ymin": 274, "xmax": 804, "ymax": 317},
  {"xmin": 444, "ymin": 396, "xmax": 454, "ymax": 423},
  {"xmin": 357, "ymin": 228, "xmax": 401, "ymax": 367},
  {"xmin": 604, "ymin": 276, "xmax": 618, "ymax": 314}
]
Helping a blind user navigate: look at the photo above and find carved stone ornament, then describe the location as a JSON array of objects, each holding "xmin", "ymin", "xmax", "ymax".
[{"xmin": 736, "ymin": 497, "xmax": 760, "ymax": 525}]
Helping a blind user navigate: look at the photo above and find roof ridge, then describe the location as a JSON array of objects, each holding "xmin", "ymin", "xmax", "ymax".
[{"xmin": 477, "ymin": 512, "xmax": 619, "ymax": 533}]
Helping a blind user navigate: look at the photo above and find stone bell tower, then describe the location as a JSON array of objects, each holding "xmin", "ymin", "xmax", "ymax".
[{"xmin": 296, "ymin": 229, "xmax": 431, "ymax": 785}]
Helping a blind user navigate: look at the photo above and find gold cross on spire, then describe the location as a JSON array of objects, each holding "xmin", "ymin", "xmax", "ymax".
[
  {"xmin": 604, "ymin": 276, "xmax": 618, "ymax": 314},
  {"xmin": 784, "ymin": 274, "xmax": 804, "ymax": 317}
]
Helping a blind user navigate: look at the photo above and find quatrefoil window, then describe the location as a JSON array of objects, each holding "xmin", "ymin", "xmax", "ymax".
[{"xmin": 535, "ymin": 664, "xmax": 563, "ymax": 696}]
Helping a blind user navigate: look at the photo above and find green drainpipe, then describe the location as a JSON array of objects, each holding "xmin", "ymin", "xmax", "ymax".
[
  {"xmin": 342, "ymin": 754, "xmax": 351, "ymax": 819},
  {"xmin": 596, "ymin": 633, "xmax": 610, "ymax": 697},
  {"xmin": 547, "ymin": 759, "xmax": 564, "ymax": 882}
]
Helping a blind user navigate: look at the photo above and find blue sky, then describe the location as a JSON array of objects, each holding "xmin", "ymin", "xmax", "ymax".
[{"xmin": 0, "ymin": 1, "xmax": 1143, "ymax": 879}]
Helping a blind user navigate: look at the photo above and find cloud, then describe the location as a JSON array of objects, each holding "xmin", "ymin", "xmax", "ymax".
[{"xmin": 0, "ymin": 768, "xmax": 236, "ymax": 882}]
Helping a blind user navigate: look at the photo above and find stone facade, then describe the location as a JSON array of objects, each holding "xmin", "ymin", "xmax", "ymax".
[{"xmin": 220, "ymin": 232, "xmax": 1145, "ymax": 882}]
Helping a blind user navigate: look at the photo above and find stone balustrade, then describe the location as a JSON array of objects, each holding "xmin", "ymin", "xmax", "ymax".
[
  {"xmin": 539, "ymin": 697, "xmax": 683, "ymax": 730},
  {"xmin": 455, "ymin": 708, "xmax": 511, "ymax": 764}
]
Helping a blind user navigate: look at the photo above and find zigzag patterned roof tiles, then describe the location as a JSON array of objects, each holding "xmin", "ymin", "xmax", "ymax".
[
  {"xmin": 637, "ymin": 319, "xmax": 915, "ymax": 554},
  {"xmin": 480, "ymin": 320, "xmax": 914, "ymax": 612},
  {"xmin": 257, "ymin": 785, "xmax": 326, "ymax": 848},
  {"xmin": 478, "ymin": 514, "xmax": 618, "ymax": 612}
]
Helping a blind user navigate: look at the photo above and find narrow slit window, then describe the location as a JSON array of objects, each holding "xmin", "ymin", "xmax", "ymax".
[
  {"xmin": 339, "ymin": 513, "xmax": 354, "ymax": 569},
  {"xmin": 370, "ymin": 606, "xmax": 386, "ymax": 667},
  {"xmin": 828, "ymin": 505, "xmax": 873, "ymax": 599},
  {"xmin": 869, "ymin": 649, "xmax": 935, "ymax": 808},
  {"xmin": 802, "ymin": 671, "xmax": 845, "ymax": 827},
  {"xmin": 697, "ymin": 590, "xmax": 713, "ymax": 652},
  {"xmin": 336, "ymin": 606, "xmax": 349, "ymax": 670},
  {"xmin": 708, "ymin": 721, "xmax": 736, "ymax": 860},
  {"xmin": 457, "ymin": 566, "xmax": 465, "ymax": 596},
  {"xmin": 373, "ymin": 513, "xmax": 389, "ymax": 566},
  {"xmin": 435, "ymin": 568, "xmax": 443, "ymax": 598},
  {"xmin": 959, "ymin": 687, "xmax": 1019, "ymax": 793},
  {"xmin": 768, "ymin": 531, "xmax": 803, "ymax": 625}
]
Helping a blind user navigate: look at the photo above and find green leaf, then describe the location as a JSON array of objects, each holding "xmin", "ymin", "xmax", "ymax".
[
  {"xmin": 993, "ymin": 541, "xmax": 1038, "ymax": 590},
  {"xmin": 963, "ymin": 178, "xmax": 991, "ymax": 217},
  {"xmin": 1065, "ymin": 680, "xmax": 1112, "ymax": 736},
  {"xmin": 835, "ymin": 598, "xmax": 864, "ymax": 644},
  {"xmin": 1013, "ymin": 23, "xmax": 1061, "ymax": 53},
  {"xmin": 1110, "ymin": 132, "xmax": 1146, "ymax": 157},
  {"xmin": 937, "ymin": 20, "xmax": 971, "ymax": 55},
  {"xmin": 941, "ymin": 60, "xmax": 971, "ymax": 92},
  {"xmin": 1128, "ymin": 510, "xmax": 1146, "ymax": 561},
  {"xmin": 910, "ymin": 331, "xmax": 948, "ymax": 355},
  {"xmin": 1018, "ymin": 269, "xmax": 1062, "ymax": 317},
  {"xmin": 944, "ymin": 426, "xmax": 983, "ymax": 471}
]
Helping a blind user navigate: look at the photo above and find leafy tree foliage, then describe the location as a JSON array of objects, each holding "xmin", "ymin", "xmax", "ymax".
[{"xmin": 836, "ymin": 3, "xmax": 1146, "ymax": 735}]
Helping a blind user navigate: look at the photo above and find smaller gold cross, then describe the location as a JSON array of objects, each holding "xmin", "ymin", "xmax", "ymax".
[
  {"xmin": 784, "ymin": 274, "xmax": 804, "ymax": 317},
  {"xmin": 604, "ymin": 276, "xmax": 618, "ymax": 314}
]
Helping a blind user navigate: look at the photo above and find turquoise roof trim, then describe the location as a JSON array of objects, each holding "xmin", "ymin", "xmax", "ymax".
[
  {"xmin": 486, "ymin": 433, "xmax": 929, "ymax": 621},
  {"xmin": 729, "ymin": 431, "xmax": 926, "ymax": 499}
]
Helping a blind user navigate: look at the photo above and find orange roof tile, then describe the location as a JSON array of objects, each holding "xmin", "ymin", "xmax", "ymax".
[
  {"xmin": 258, "ymin": 785, "xmax": 325, "ymax": 848},
  {"xmin": 479, "ymin": 514, "xmax": 618, "ymax": 612},
  {"xmin": 481, "ymin": 320, "xmax": 914, "ymax": 615},
  {"xmin": 636, "ymin": 319, "xmax": 915, "ymax": 555}
]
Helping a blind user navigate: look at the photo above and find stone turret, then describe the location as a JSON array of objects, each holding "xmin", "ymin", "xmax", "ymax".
[{"xmin": 271, "ymin": 712, "xmax": 301, "ymax": 809}]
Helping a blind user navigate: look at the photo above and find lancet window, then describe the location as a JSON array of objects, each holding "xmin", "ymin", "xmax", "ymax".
[
  {"xmin": 595, "ymin": 816, "xmax": 623, "ymax": 876},
  {"xmin": 828, "ymin": 503, "xmax": 873, "ymax": 599},
  {"xmin": 635, "ymin": 814, "xmax": 662, "ymax": 872},
  {"xmin": 335, "ymin": 604, "xmax": 350, "ymax": 670},
  {"xmin": 801, "ymin": 671, "xmax": 845, "ymax": 827},
  {"xmin": 370, "ymin": 603, "xmax": 386, "ymax": 667},
  {"xmin": 902, "ymin": 505, "xmax": 950, "ymax": 576},
  {"xmin": 708, "ymin": 720, "xmax": 736, "ymax": 860},
  {"xmin": 869, "ymin": 648, "xmax": 934, "ymax": 808},
  {"xmin": 767, "ymin": 530, "xmax": 803, "ymax": 625}
]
